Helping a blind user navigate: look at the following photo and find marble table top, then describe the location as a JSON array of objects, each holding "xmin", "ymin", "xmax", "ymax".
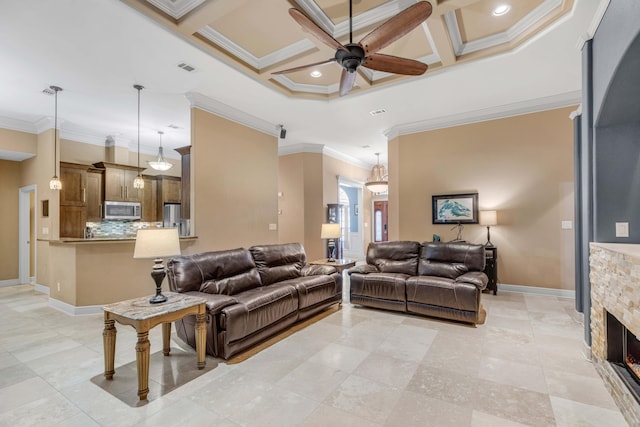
[{"xmin": 103, "ymin": 292, "xmax": 206, "ymax": 320}]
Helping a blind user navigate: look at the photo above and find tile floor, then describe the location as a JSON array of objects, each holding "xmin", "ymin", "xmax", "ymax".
[{"xmin": 0, "ymin": 283, "xmax": 629, "ymax": 426}]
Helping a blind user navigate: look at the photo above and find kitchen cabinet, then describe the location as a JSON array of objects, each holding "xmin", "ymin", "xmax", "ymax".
[
  {"xmin": 155, "ymin": 175, "xmax": 181, "ymax": 220},
  {"xmin": 141, "ymin": 176, "xmax": 157, "ymax": 222},
  {"xmin": 60, "ymin": 206, "xmax": 87, "ymax": 239},
  {"xmin": 60, "ymin": 163, "xmax": 87, "ymax": 207},
  {"xmin": 60, "ymin": 162, "xmax": 88, "ymax": 238},
  {"xmin": 94, "ymin": 162, "xmax": 143, "ymax": 202},
  {"xmin": 86, "ymin": 169, "xmax": 104, "ymax": 222}
]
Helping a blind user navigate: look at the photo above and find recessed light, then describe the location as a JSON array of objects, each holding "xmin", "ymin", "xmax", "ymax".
[
  {"xmin": 492, "ymin": 5, "xmax": 510, "ymax": 16},
  {"xmin": 310, "ymin": 70, "xmax": 322, "ymax": 78}
]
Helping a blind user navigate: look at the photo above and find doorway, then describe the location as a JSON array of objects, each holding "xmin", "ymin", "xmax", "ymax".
[
  {"xmin": 373, "ymin": 200, "xmax": 388, "ymax": 242},
  {"xmin": 337, "ymin": 176, "xmax": 365, "ymax": 260},
  {"xmin": 19, "ymin": 185, "xmax": 36, "ymax": 284}
]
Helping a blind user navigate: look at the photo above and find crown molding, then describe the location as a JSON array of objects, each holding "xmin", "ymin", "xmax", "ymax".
[
  {"xmin": 146, "ymin": 0, "xmax": 205, "ymax": 20},
  {"xmin": 0, "ymin": 149, "xmax": 35, "ymax": 161},
  {"xmin": 577, "ymin": 0, "xmax": 610, "ymax": 50},
  {"xmin": 386, "ymin": 90, "xmax": 581, "ymax": 139},
  {"xmin": 0, "ymin": 116, "xmax": 39, "ymax": 134},
  {"xmin": 185, "ymin": 91, "xmax": 277, "ymax": 136},
  {"xmin": 272, "ymin": 74, "xmax": 340, "ymax": 95},
  {"xmin": 198, "ymin": 26, "xmax": 316, "ymax": 70},
  {"xmin": 446, "ymin": 0, "xmax": 562, "ymax": 57},
  {"xmin": 322, "ymin": 145, "xmax": 371, "ymax": 170}
]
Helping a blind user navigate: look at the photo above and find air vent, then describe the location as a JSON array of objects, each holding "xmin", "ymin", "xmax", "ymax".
[
  {"xmin": 369, "ymin": 108, "xmax": 387, "ymax": 116},
  {"xmin": 167, "ymin": 124, "xmax": 181, "ymax": 129},
  {"xmin": 177, "ymin": 62, "xmax": 196, "ymax": 72},
  {"xmin": 42, "ymin": 87, "xmax": 55, "ymax": 95},
  {"xmin": 361, "ymin": 145, "xmax": 371, "ymax": 149}
]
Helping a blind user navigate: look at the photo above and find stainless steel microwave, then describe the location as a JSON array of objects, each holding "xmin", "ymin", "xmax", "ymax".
[{"xmin": 104, "ymin": 201, "xmax": 141, "ymax": 220}]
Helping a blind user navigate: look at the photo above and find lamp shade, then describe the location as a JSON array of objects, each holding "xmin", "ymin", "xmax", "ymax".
[
  {"xmin": 479, "ymin": 210, "xmax": 498, "ymax": 226},
  {"xmin": 321, "ymin": 223, "xmax": 341, "ymax": 239},
  {"xmin": 133, "ymin": 228, "xmax": 181, "ymax": 259}
]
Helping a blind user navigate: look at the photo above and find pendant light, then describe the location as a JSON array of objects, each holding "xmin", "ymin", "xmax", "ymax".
[
  {"xmin": 364, "ymin": 152, "xmax": 388, "ymax": 193},
  {"xmin": 133, "ymin": 84, "xmax": 145, "ymax": 190},
  {"xmin": 148, "ymin": 131, "xmax": 173, "ymax": 171},
  {"xmin": 49, "ymin": 85, "xmax": 63, "ymax": 190}
]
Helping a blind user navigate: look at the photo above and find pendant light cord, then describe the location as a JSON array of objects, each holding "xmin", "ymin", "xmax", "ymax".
[
  {"xmin": 54, "ymin": 88, "xmax": 58, "ymax": 176},
  {"xmin": 134, "ymin": 84, "xmax": 144, "ymax": 174}
]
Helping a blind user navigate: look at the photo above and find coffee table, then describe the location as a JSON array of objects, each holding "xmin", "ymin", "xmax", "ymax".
[{"xmin": 102, "ymin": 292, "xmax": 206, "ymax": 400}]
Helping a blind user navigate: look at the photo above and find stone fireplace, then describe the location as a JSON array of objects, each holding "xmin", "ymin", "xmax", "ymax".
[{"xmin": 590, "ymin": 243, "xmax": 640, "ymax": 426}]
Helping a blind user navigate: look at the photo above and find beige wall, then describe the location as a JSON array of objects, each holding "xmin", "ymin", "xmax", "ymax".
[
  {"xmin": 0, "ymin": 128, "xmax": 37, "ymax": 157},
  {"xmin": 190, "ymin": 108, "xmax": 278, "ymax": 253},
  {"xmin": 0, "ymin": 160, "xmax": 21, "ymax": 280},
  {"xmin": 390, "ymin": 107, "xmax": 576, "ymax": 290}
]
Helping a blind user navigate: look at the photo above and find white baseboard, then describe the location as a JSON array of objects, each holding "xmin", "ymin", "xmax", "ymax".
[
  {"xmin": 498, "ymin": 283, "xmax": 576, "ymax": 299},
  {"xmin": 0, "ymin": 278, "xmax": 20, "ymax": 287},
  {"xmin": 34, "ymin": 283, "xmax": 50, "ymax": 295},
  {"xmin": 48, "ymin": 297, "xmax": 102, "ymax": 316}
]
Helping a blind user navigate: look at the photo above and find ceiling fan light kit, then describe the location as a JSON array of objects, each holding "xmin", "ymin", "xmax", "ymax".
[{"xmin": 273, "ymin": 1, "xmax": 432, "ymax": 97}]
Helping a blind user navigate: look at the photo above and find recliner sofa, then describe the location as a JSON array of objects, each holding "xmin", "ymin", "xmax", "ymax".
[
  {"xmin": 348, "ymin": 241, "xmax": 487, "ymax": 323},
  {"xmin": 166, "ymin": 243, "xmax": 342, "ymax": 359}
]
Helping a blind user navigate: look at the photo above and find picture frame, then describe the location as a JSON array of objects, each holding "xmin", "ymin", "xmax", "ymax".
[{"xmin": 432, "ymin": 193, "xmax": 479, "ymax": 224}]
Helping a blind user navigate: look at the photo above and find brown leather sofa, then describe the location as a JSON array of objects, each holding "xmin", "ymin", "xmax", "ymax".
[
  {"xmin": 348, "ymin": 241, "xmax": 487, "ymax": 324},
  {"xmin": 167, "ymin": 243, "xmax": 342, "ymax": 359}
]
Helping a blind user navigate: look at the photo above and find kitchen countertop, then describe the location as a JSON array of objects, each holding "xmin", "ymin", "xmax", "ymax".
[{"xmin": 44, "ymin": 236, "xmax": 197, "ymax": 244}]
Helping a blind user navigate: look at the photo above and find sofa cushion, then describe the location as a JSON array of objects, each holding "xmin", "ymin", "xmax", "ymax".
[
  {"xmin": 220, "ymin": 284, "xmax": 298, "ymax": 342},
  {"xmin": 249, "ymin": 243, "xmax": 306, "ymax": 286},
  {"xmin": 419, "ymin": 242, "xmax": 485, "ymax": 278},
  {"xmin": 279, "ymin": 275, "xmax": 338, "ymax": 310},
  {"xmin": 168, "ymin": 248, "xmax": 257, "ymax": 293},
  {"xmin": 350, "ymin": 272, "xmax": 408, "ymax": 302},
  {"xmin": 406, "ymin": 276, "xmax": 480, "ymax": 312},
  {"xmin": 366, "ymin": 241, "xmax": 421, "ymax": 275}
]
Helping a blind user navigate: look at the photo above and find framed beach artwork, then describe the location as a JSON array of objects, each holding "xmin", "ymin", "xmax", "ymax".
[{"xmin": 432, "ymin": 193, "xmax": 479, "ymax": 224}]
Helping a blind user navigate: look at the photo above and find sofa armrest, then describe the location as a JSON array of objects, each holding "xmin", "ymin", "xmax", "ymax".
[
  {"xmin": 301, "ymin": 264, "xmax": 337, "ymax": 276},
  {"xmin": 455, "ymin": 272, "xmax": 488, "ymax": 290},
  {"xmin": 182, "ymin": 291, "xmax": 238, "ymax": 315},
  {"xmin": 347, "ymin": 264, "xmax": 379, "ymax": 275}
]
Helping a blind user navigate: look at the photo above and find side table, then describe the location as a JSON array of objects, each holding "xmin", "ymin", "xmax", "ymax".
[
  {"xmin": 484, "ymin": 246, "xmax": 498, "ymax": 295},
  {"xmin": 102, "ymin": 292, "xmax": 206, "ymax": 400},
  {"xmin": 309, "ymin": 258, "xmax": 356, "ymax": 273}
]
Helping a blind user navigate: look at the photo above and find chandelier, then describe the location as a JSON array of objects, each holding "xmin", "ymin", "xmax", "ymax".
[
  {"xmin": 364, "ymin": 153, "xmax": 388, "ymax": 193},
  {"xmin": 148, "ymin": 131, "xmax": 173, "ymax": 171}
]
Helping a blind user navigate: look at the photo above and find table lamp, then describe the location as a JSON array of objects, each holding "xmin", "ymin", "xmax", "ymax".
[
  {"xmin": 134, "ymin": 228, "xmax": 181, "ymax": 304},
  {"xmin": 479, "ymin": 210, "xmax": 497, "ymax": 247},
  {"xmin": 321, "ymin": 223, "xmax": 341, "ymax": 262}
]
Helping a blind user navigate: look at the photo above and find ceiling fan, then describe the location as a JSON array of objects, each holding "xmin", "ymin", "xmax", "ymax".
[{"xmin": 273, "ymin": 1, "xmax": 432, "ymax": 96}]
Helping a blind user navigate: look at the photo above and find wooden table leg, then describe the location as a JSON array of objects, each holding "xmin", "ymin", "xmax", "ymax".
[
  {"xmin": 195, "ymin": 312, "xmax": 206, "ymax": 369},
  {"xmin": 162, "ymin": 322, "xmax": 171, "ymax": 356},
  {"xmin": 135, "ymin": 330, "xmax": 150, "ymax": 400},
  {"xmin": 103, "ymin": 319, "xmax": 116, "ymax": 380}
]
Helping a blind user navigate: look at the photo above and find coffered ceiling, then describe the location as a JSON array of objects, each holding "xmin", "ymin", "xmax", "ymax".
[
  {"xmin": 124, "ymin": 0, "xmax": 574, "ymax": 99},
  {"xmin": 0, "ymin": 0, "xmax": 605, "ymax": 167}
]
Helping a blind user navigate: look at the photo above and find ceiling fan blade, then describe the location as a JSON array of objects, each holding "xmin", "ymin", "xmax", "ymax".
[
  {"xmin": 272, "ymin": 58, "xmax": 336, "ymax": 75},
  {"xmin": 339, "ymin": 69, "xmax": 357, "ymax": 97},
  {"xmin": 289, "ymin": 8, "xmax": 348, "ymax": 53},
  {"xmin": 363, "ymin": 53, "xmax": 427, "ymax": 75},
  {"xmin": 359, "ymin": 1, "xmax": 432, "ymax": 55}
]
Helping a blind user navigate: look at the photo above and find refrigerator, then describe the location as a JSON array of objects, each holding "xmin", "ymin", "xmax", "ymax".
[{"xmin": 163, "ymin": 203, "xmax": 181, "ymax": 229}]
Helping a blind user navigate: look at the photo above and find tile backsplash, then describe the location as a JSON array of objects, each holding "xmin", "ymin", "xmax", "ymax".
[{"xmin": 86, "ymin": 220, "xmax": 163, "ymax": 238}]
